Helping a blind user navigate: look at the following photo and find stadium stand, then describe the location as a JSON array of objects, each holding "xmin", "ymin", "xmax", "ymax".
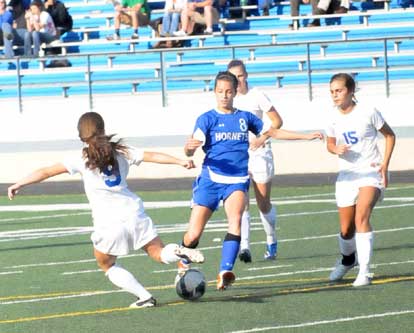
[{"xmin": 0, "ymin": 0, "xmax": 413, "ymax": 110}]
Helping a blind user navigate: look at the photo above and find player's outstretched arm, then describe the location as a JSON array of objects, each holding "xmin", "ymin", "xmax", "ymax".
[
  {"xmin": 8, "ymin": 163, "xmax": 68, "ymax": 200},
  {"xmin": 143, "ymin": 151, "xmax": 195, "ymax": 169},
  {"xmin": 269, "ymin": 128, "xmax": 324, "ymax": 141}
]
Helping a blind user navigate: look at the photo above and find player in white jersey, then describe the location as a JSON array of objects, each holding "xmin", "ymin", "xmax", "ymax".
[
  {"xmin": 228, "ymin": 59, "xmax": 322, "ymax": 263},
  {"xmin": 7, "ymin": 112, "xmax": 204, "ymax": 308},
  {"xmin": 325, "ymin": 73, "xmax": 395, "ymax": 287},
  {"xmin": 178, "ymin": 71, "xmax": 322, "ymax": 290}
]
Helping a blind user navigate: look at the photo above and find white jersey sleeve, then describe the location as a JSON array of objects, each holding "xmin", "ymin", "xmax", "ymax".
[
  {"xmin": 62, "ymin": 154, "xmax": 85, "ymax": 175},
  {"xmin": 127, "ymin": 146, "xmax": 145, "ymax": 166}
]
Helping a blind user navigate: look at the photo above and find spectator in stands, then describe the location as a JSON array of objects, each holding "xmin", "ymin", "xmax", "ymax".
[
  {"xmin": 289, "ymin": 0, "xmax": 318, "ymax": 29},
  {"xmin": 308, "ymin": 0, "xmax": 349, "ymax": 27},
  {"xmin": 107, "ymin": 0, "xmax": 151, "ymax": 40},
  {"xmin": 1, "ymin": 0, "xmax": 27, "ymax": 63},
  {"xmin": 7, "ymin": 0, "xmax": 30, "ymax": 29},
  {"xmin": 44, "ymin": 0, "xmax": 72, "ymax": 37},
  {"xmin": 1, "ymin": 0, "xmax": 13, "ymax": 48},
  {"xmin": 24, "ymin": 0, "xmax": 57, "ymax": 56},
  {"xmin": 174, "ymin": 0, "xmax": 221, "ymax": 36},
  {"xmin": 160, "ymin": 0, "xmax": 187, "ymax": 37}
]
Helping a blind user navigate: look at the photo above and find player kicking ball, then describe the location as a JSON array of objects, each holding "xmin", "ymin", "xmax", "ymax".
[
  {"xmin": 178, "ymin": 71, "xmax": 323, "ymax": 290},
  {"xmin": 8, "ymin": 111, "xmax": 204, "ymax": 307}
]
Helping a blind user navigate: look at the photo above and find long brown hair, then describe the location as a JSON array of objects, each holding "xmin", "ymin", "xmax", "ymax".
[{"xmin": 77, "ymin": 112, "xmax": 128, "ymax": 172}]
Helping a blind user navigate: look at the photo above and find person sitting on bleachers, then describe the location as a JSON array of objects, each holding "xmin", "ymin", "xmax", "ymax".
[
  {"xmin": 307, "ymin": 0, "xmax": 349, "ymax": 27},
  {"xmin": 289, "ymin": 0, "xmax": 318, "ymax": 29},
  {"xmin": 107, "ymin": 0, "xmax": 151, "ymax": 40},
  {"xmin": 24, "ymin": 0, "xmax": 57, "ymax": 56},
  {"xmin": 173, "ymin": 0, "xmax": 221, "ymax": 36},
  {"xmin": 44, "ymin": 0, "xmax": 72, "ymax": 37},
  {"xmin": 160, "ymin": 0, "xmax": 187, "ymax": 37}
]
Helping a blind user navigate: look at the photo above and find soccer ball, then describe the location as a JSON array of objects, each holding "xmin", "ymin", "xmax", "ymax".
[{"xmin": 176, "ymin": 269, "xmax": 206, "ymax": 301}]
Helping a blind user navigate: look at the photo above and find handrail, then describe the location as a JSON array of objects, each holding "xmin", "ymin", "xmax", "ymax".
[{"xmin": 2, "ymin": 34, "xmax": 414, "ymax": 112}]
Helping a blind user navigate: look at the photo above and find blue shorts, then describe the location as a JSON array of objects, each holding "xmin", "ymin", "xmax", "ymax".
[{"xmin": 192, "ymin": 176, "xmax": 250, "ymax": 211}]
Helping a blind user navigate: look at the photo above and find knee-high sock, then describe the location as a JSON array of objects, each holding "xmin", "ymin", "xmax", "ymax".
[
  {"xmin": 259, "ymin": 205, "xmax": 277, "ymax": 245},
  {"xmin": 219, "ymin": 233, "xmax": 241, "ymax": 272},
  {"xmin": 355, "ymin": 232, "xmax": 374, "ymax": 275},
  {"xmin": 106, "ymin": 264, "xmax": 152, "ymax": 300},
  {"xmin": 240, "ymin": 211, "xmax": 250, "ymax": 250}
]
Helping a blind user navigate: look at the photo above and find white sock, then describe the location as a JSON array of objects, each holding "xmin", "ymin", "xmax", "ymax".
[
  {"xmin": 338, "ymin": 234, "xmax": 356, "ymax": 256},
  {"xmin": 259, "ymin": 205, "xmax": 277, "ymax": 245},
  {"xmin": 160, "ymin": 243, "xmax": 180, "ymax": 264},
  {"xmin": 106, "ymin": 264, "xmax": 152, "ymax": 300},
  {"xmin": 240, "ymin": 211, "xmax": 250, "ymax": 250},
  {"xmin": 355, "ymin": 232, "xmax": 374, "ymax": 275}
]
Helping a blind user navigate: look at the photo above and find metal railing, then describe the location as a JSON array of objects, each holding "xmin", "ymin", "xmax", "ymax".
[{"xmin": 1, "ymin": 34, "xmax": 414, "ymax": 113}]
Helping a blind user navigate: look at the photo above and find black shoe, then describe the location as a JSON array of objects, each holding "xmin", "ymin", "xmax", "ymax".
[
  {"xmin": 239, "ymin": 249, "xmax": 252, "ymax": 263},
  {"xmin": 262, "ymin": 7, "xmax": 269, "ymax": 16},
  {"xmin": 307, "ymin": 19, "xmax": 321, "ymax": 27},
  {"xmin": 314, "ymin": 8, "xmax": 327, "ymax": 15},
  {"xmin": 288, "ymin": 21, "xmax": 300, "ymax": 30}
]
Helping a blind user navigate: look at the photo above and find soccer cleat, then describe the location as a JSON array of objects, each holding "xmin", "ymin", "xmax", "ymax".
[
  {"xmin": 264, "ymin": 242, "xmax": 277, "ymax": 260},
  {"xmin": 239, "ymin": 249, "xmax": 252, "ymax": 263},
  {"xmin": 129, "ymin": 297, "xmax": 156, "ymax": 308},
  {"xmin": 175, "ymin": 246, "xmax": 204, "ymax": 264},
  {"xmin": 329, "ymin": 259, "xmax": 356, "ymax": 281},
  {"xmin": 216, "ymin": 270, "xmax": 236, "ymax": 291},
  {"xmin": 352, "ymin": 273, "xmax": 372, "ymax": 287}
]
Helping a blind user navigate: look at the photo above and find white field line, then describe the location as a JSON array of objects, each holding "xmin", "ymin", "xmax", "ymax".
[
  {"xmin": 3, "ymin": 224, "xmax": 413, "ymax": 274},
  {"xmin": 1, "ymin": 259, "xmax": 414, "ymax": 306},
  {"xmin": 247, "ymin": 265, "xmax": 294, "ymax": 271},
  {"xmin": 0, "ymin": 271, "xmax": 22, "ymax": 276},
  {"xmin": 1, "ymin": 202, "xmax": 413, "ymax": 243},
  {"xmin": 62, "ymin": 269, "xmax": 102, "ymax": 275},
  {"xmin": 1, "ymin": 193, "xmax": 413, "ymax": 213},
  {"xmin": 228, "ymin": 310, "xmax": 414, "ymax": 333}
]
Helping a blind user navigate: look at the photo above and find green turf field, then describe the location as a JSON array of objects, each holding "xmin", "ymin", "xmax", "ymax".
[{"xmin": 1, "ymin": 184, "xmax": 413, "ymax": 333}]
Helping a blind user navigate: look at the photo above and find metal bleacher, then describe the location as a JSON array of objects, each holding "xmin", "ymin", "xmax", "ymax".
[{"xmin": 1, "ymin": 0, "xmax": 414, "ymax": 110}]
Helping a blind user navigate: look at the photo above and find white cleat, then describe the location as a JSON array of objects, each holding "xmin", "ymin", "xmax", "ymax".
[
  {"xmin": 352, "ymin": 273, "xmax": 372, "ymax": 287},
  {"xmin": 175, "ymin": 246, "xmax": 204, "ymax": 264},
  {"xmin": 329, "ymin": 259, "xmax": 357, "ymax": 281}
]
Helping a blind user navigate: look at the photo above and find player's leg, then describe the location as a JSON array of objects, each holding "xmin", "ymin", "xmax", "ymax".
[
  {"xmin": 94, "ymin": 248, "xmax": 155, "ymax": 308},
  {"xmin": 253, "ymin": 179, "xmax": 278, "ymax": 260},
  {"xmin": 143, "ymin": 236, "xmax": 204, "ymax": 264},
  {"xmin": 217, "ymin": 189, "xmax": 246, "ymax": 290},
  {"xmin": 352, "ymin": 186, "xmax": 381, "ymax": 286},
  {"xmin": 239, "ymin": 192, "xmax": 252, "ymax": 262},
  {"xmin": 330, "ymin": 178, "xmax": 358, "ymax": 282}
]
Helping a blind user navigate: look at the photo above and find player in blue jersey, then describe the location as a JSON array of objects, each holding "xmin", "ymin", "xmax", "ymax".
[{"xmin": 178, "ymin": 71, "xmax": 323, "ymax": 290}]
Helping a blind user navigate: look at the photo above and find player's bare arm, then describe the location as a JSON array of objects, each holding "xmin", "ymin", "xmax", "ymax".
[
  {"xmin": 143, "ymin": 151, "xmax": 195, "ymax": 169},
  {"xmin": 184, "ymin": 137, "xmax": 203, "ymax": 157},
  {"xmin": 8, "ymin": 163, "xmax": 68, "ymax": 200},
  {"xmin": 327, "ymin": 136, "xmax": 350, "ymax": 155}
]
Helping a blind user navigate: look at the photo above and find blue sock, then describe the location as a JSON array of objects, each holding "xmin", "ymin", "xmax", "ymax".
[{"xmin": 219, "ymin": 233, "xmax": 241, "ymax": 272}]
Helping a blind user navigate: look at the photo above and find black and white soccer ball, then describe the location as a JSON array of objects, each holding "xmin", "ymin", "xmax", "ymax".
[{"xmin": 176, "ymin": 269, "xmax": 206, "ymax": 301}]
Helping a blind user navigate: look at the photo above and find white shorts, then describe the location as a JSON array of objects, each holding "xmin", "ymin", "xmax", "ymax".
[
  {"xmin": 335, "ymin": 169, "xmax": 385, "ymax": 208},
  {"xmin": 91, "ymin": 213, "xmax": 158, "ymax": 256},
  {"xmin": 248, "ymin": 147, "xmax": 275, "ymax": 184}
]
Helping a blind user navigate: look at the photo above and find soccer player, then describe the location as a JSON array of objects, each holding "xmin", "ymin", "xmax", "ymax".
[
  {"xmin": 7, "ymin": 112, "xmax": 204, "ymax": 308},
  {"xmin": 227, "ymin": 59, "xmax": 322, "ymax": 263},
  {"xmin": 178, "ymin": 71, "xmax": 322, "ymax": 290},
  {"xmin": 325, "ymin": 73, "xmax": 395, "ymax": 287}
]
